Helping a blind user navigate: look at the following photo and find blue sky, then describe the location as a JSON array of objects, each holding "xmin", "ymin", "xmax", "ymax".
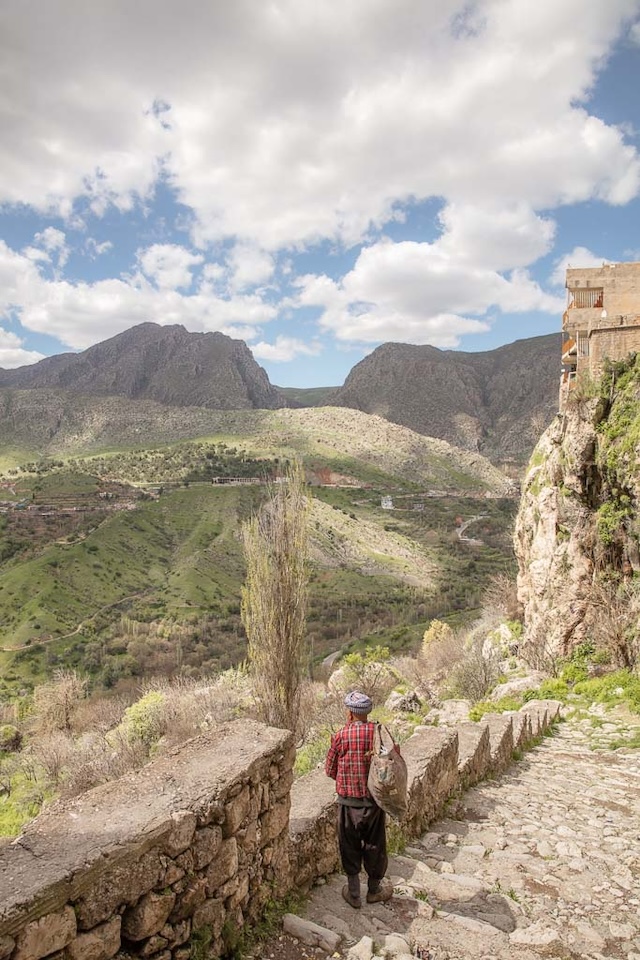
[{"xmin": 1, "ymin": 1, "xmax": 639, "ymax": 388}]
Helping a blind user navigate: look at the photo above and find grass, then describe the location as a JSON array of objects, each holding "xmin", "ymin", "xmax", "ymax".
[
  {"xmin": 0, "ymin": 768, "xmax": 55, "ymax": 836},
  {"xmin": 294, "ymin": 730, "xmax": 332, "ymax": 777},
  {"xmin": 0, "ymin": 430, "xmax": 517, "ymax": 692},
  {"xmin": 216, "ymin": 891, "xmax": 307, "ymax": 960}
]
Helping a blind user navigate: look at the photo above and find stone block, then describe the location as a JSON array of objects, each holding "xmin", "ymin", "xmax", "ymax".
[
  {"xmin": 192, "ymin": 898, "xmax": 225, "ymax": 938},
  {"xmin": 192, "ymin": 825, "xmax": 222, "ymax": 870},
  {"xmin": 236, "ymin": 821, "xmax": 258, "ymax": 857},
  {"xmin": 288, "ymin": 769, "xmax": 340, "ymax": 889},
  {"xmin": 537, "ymin": 699, "xmax": 562, "ymax": 725},
  {"xmin": 74, "ymin": 850, "xmax": 164, "ymax": 930},
  {"xmin": 204, "ymin": 838, "xmax": 238, "ymax": 896},
  {"xmin": 227, "ymin": 875, "xmax": 249, "ymax": 910},
  {"xmin": 169, "ymin": 877, "xmax": 207, "ymax": 923},
  {"xmin": 456, "ymin": 722, "xmax": 491, "ymax": 787},
  {"xmin": 159, "ymin": 920, "xmax": 190, "ymax": 948},
  {"xmin": 138, "ymin": 935, "xmax": 169, "ymax": 957},
  {"xmin": 283, "ymin": 915, "xmax": 341, "ymax": 953},
  {"xmin": 483, "ymin": 714, "xmax": 514, "ymax": 774},
  {"xmin": 272, "ymin": 768, "xmax": 294, "ymax": 801},
  {"xmin": 260, "ymin": 800, "xmax": 289, "ymax": 846},
  {"xmin": 122, "ymin": 891, "xmax": 176, "ymax": 941},
  {"xmin": 14, "ymin": 907, "xmax": 76, "ymax": 960},
  {"xmin": 0, "ymin": 937, "xmax": 15, "ymax": 960},
  {"xmin": 520, "ymin": 702, "xmax": 547, "ymax": 737},
  {"xmin": 163, "ymin": 811, "xmax": 197, "ymax": 858},
  {"xmin": 504, "ymin": 710, "xmax": 531, "ymax": 750},
  {"xmin": 66, "ymin": 917, "xmax": 121, "ymax": 960},
  {"xmin": 402, "ymin": 727, "xmax": 459, "ymax": 836},
  {"xmin": 161, "ymin": 862, "xmax": 184, "ymax": 886},
  {"xmin": 223, "ymin": 785, "xmax": 251, "ymax": 836}
]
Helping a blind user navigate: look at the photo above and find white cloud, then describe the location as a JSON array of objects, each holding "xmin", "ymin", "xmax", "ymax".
[
  {"xmin": 0, "ymin": 240, "xmax": 276, "ymax": 350},
  {"xmin": 550, "ymin": 246, "xmax": 611, "ymax": 286},
  {"xmin": 227, "ymin": 243, "xmax": 275, "ymax": 292},
  {"xmin": 0, "ymin": 0, "xmax": 638, "ymax": 358},
  {"xmin": 0, "ymin": 328, "xmax": 45, "ymax": 369},
  {"xmin": 251, "ymin": 336, "xmax": 322, "ymax": 362},
  {"xmin": 437, "ymin": 203, "xmax": 556, "ymax": 272},
  {"xmin": 0, "ymin": 0, "xmax": 637, "ymax": 254},
  {"xmin": 296, "ymin": 238, "xmax": 563, "ymax": 346},
  {"xmin": 137, "ymin": 243, "xmax": 204, "ymax": 291},
  {"xmin": 630, "ymin": 20, "xmax": 640, "ymax": 44},
  {"xmin": 85, "ymin": 238, "xmax": 113, "ymax": 259}
]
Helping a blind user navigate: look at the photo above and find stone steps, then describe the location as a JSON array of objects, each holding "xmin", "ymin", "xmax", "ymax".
[{"xmin": 281, "ymin": 710, "xmax": 640, "ymax": 960}]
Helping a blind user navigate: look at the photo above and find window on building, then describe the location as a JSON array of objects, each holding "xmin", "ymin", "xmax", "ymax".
[{"xmin": 577, "ymin": 331, "xmax": 589, "ymax": 358}]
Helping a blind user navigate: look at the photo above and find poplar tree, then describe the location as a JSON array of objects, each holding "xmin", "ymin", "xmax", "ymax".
[{"xmin": 241, "ymin": 461, "xmax": 309, "ymax": 731}]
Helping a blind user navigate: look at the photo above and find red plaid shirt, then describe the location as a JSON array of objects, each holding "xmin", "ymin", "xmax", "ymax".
[{"xmin": 325, "ymin": 720, "xmax": 375, "ymax": 799}]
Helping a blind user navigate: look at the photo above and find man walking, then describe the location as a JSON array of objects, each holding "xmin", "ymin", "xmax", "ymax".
[{"xmin": 325, "ymin": 690, "xmax": 393, "ymax": 908}]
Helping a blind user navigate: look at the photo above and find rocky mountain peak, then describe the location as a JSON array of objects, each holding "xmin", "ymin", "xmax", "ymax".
[{"xmin": 0, "ymin": 323, "xmax": 288, "ymax": 410}]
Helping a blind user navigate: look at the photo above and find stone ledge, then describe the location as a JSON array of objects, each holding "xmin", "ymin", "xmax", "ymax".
[
  {"xmin": 0, "ymin": 721, "xmax": 293, "ymax": 933},
  {"xmin": 456, "ymin": 722, "xmax": 491, "ymax": 788}
]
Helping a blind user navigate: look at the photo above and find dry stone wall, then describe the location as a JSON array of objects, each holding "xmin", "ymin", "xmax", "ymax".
[
  {"xmin": 0, "ymin": 721, "xmax": 294, "ymax": 960},
  {"xmin": 0, "ymin": 702, "xmax": 561, "ymax": 960}
]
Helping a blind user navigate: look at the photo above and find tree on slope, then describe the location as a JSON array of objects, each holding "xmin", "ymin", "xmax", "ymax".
[{"xmin": 241, "ymin": 461, "xmax": 310, "ymax": 731}]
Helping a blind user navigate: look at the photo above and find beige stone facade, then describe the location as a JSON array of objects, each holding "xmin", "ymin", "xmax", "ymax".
[{"xmin": 560, "ymin": 261, "xmax": 640, "ymax": 407}]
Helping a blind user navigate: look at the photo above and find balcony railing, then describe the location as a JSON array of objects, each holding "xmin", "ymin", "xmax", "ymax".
[{"xmin": 568, "ymin": 288, "xmax": 604, "ymax": 309}]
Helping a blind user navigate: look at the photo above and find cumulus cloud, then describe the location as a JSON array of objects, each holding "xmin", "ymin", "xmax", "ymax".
[
  {"xmin": 227, "ymin": 243, "xmax": 275, "ymax": 292},
  {"xmin": 0, "ymin": 241, "xmax": 276, "ymax": 350},
  {"xmin": 137, "ymin": 243, "xmax": 204, "ymax": 291},
  {"xmin": 0, "ymin": 0, "xmax": 638, "ymax": 357},
  {"xmin": 85, "ymin": 238, "xmax": 113, "ymax": 259},
  {"xmin": 0, "ymin": 0, "xmax": 637, "ymax": 252},
  {"xmin": 251, "ymin": 336, "xmax": 322, "ymax": 362},
  {"xmin": 0, "ymin": 328, "xmax": 45, "ymax": 368},
  {"xmin": 296, "ymin": 238, "xmax": 564, "ymax": 346}
]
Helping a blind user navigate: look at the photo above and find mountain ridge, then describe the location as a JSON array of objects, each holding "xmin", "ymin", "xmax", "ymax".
[
  {"xmin": 330, "ymin": 333, "xmax": 561, "ymax": 462},
  {"xmin": 0, "ymin": 323, "xmax": 560, "ymax": 462},
  {"xmin": 0, "ymin": 322, "xmax": 287, "ymax": 410}
]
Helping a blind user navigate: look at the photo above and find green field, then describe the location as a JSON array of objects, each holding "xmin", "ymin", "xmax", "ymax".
[{"xmin": 0, "ymin": 409, "xmax": 516, "ymax": 696}]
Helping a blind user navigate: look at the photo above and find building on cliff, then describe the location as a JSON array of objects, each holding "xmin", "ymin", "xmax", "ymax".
[{"xmin": 560, "ymin": 261, "xmax": 640, "ymax": 408}]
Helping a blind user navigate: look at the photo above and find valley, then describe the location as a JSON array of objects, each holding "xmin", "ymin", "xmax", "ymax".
[{"xmin": 0, "ymin": 403, "xmax": 517, "ymax": 698}]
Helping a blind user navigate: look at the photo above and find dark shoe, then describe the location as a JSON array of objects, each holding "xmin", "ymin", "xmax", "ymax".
[
  {"xmin": 366, "ymin": 880, "xmax": 393, "ymax": 904},
  {"xmin": 342, "ymin": 883, "xmax": 361, "ymax": 909}
]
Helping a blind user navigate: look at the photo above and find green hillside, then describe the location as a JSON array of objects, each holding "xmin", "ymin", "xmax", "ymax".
[
  {"xmin": 0, "ymin": 401, "xmax": 517, "ymax": 696},
  {"xmin": 278, "ymin": 386, "xmax": 338, "ymax": 406}
]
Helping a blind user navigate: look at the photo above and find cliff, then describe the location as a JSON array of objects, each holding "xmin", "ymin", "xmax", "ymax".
[
  {"xmin": 514, "ymin": 355, "xmax": 640, "ymax": 666},
  {"xmin": 331, "ymin": 334, "xmax": 560, "ymax": 463}
]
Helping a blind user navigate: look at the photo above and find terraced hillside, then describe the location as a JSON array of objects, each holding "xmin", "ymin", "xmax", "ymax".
[{"xmin": 0, "ymin": 398, "xmax": 516, "ymax": 695}]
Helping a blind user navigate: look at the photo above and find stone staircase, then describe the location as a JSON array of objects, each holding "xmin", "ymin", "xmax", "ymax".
[{"xmin": 274, "ymin": 707, "xmax": 640, "ymax": 960}]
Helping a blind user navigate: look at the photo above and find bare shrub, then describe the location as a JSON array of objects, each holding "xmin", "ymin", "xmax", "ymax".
[
  {"xmin": 337, "ymin": 646, "xmax": 398, "ymax": 703},
  {"xmin": 32, "ymin": 670, "xmax": 88, "ymax": 734},
  {"xmin": 143, "ymin": 668, "xmax": 257, "ymax": 749},
  {"xmin": 241, "ymin": 462, "xmax": 310, "ymax": 730},
  {"xmin": 483, "ymin": 573, "xmax": 522, "ymax": 623},
  {"xmin": 72, "ymin": 695, "xmax": 130, "ymax": 736},
  {"xmin": 444, "ymin": 637, "xmax": 501, "ymax": 701},
  {"xmin": 583, "ymin": 575, "xmax": 640, "ymax": 669},
  {"xmin": 418, "ymin": 623, "xmax": 501, "ymax": 702},
  {"xmin": 27, "ymin": 732, "xmax": 74, "ymax": 785},
  {"xmin": 60, "ymin": 731, "xmax": 149, "ymax": 798}
]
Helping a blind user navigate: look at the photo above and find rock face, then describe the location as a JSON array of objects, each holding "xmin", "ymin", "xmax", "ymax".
[
  {"xmin": 514, "ymin": 358, "xmax": 640, "ymax": 662},
  {"xmin": 331, "ymin": 334, "xmax": 560, "ymax": 463},
  {"xmin": 0, "ymin": 323, "xmax": 287, "ymax": 410}
]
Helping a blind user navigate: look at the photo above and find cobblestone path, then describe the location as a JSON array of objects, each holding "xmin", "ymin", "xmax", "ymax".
[{"xmin": 268, "ymin": 717, "xmax": 640, "ymax": 960}]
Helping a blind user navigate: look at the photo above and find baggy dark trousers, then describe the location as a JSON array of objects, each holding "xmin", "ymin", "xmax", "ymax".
[{"xmin": 338, "ymin": 803, "xmax": 388, "ymax": 882}]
